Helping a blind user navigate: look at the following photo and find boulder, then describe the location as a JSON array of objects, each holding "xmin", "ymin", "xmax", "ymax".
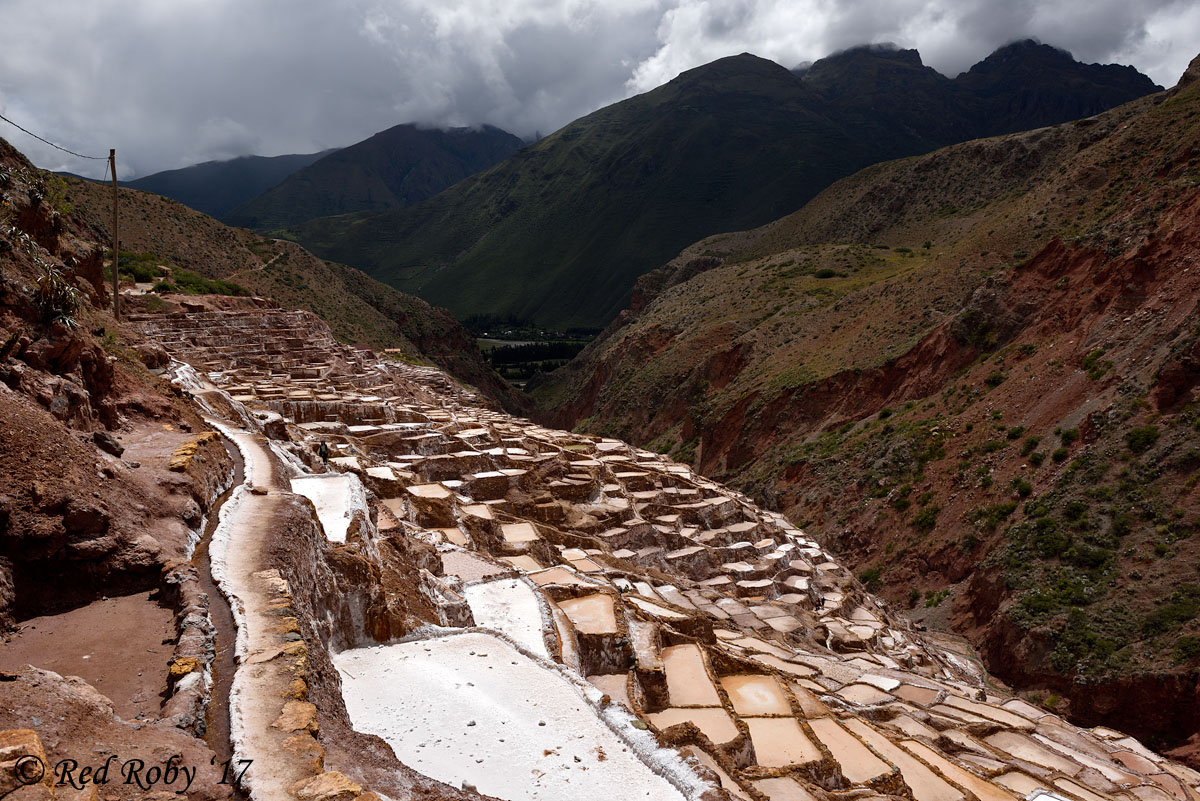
[{"xmin": 92, "ymin": 430, "xmax": 124, "ymax": 457}]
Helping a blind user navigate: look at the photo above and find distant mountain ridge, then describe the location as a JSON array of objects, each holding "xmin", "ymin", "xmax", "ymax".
[
  {"xmin": 286, "ymin": 40, "xmax": 1161, "ymax": 329},
  {"xmin": 124, "ymin": 150, "xmax": 333, "ymax": 218},
  {"xmin": 224, "ymin": 124, "xmax": 524, "ymax": 231}
]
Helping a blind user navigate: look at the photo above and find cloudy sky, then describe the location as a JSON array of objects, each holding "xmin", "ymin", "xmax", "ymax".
[{"xmin": 1, "ymin": 0, "xmax": 1195, "ymax": 180}]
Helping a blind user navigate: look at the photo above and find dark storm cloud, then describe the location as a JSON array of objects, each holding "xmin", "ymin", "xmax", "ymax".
[{"xmin": 0, "ymin": 0, "xmax": 1194, "ymax": 180}]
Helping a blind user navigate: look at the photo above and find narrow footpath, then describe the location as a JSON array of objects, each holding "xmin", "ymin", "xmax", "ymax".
[{"xmin": 208, "ymin": 424, "xmax": 316, "ymax": 801}]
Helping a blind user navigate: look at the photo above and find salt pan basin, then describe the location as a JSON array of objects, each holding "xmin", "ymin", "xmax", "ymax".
[
  {"xmin": 290, "ymin": 473, "xmax": 368, "ymax": 544},
  {"xmin": 464, "ymin": 578, "xmax": 549, "ymax": 658},
  {"xmin": 334, "ymin": 633, "xmax": 686, "ymax": 801}
]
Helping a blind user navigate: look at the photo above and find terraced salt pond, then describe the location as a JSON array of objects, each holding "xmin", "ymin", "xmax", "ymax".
[
  {"xmin": 333, "ymin": 633, "xmax": 690, "ymax": 801},
  {"xmin": 463, "ymin": 578, "xmax": 549, "ymax": 658},
  {"xmin": 290, "ymin": 473, "xmax": 368, "ymax": 543}
]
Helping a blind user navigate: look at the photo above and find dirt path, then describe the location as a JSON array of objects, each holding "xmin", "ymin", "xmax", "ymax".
[{"xmin": 208, "ymin": 424, "xmax": 312, "ymax": 801}]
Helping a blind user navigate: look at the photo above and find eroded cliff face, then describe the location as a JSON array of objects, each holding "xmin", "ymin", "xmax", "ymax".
[{"xmin": 534, "ymin": 67, "xmax": 1200, "ymax": 745}]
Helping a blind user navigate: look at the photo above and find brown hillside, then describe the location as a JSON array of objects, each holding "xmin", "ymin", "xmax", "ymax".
[
  {"xmin": 535, "ymin": 66, "xmax": 1200, "ymax": 748},
  {"xmin": 61, "ymin": 175, "xmax": 525, "ymax": 413}
]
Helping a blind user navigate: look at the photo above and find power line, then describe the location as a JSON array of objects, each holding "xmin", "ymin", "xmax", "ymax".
[{"xmin": 0, "ymin": 112, "xmax": 107, "ymax": 160}]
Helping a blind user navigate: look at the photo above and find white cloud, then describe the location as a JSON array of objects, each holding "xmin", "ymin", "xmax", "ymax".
[{"xmin": 0, "ymin": 0, "xmax": 1192, "ymax": 180}]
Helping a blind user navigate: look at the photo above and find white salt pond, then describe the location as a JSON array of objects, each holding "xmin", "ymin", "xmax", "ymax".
[
  {"xmin": 290, "ymin": 473, "xmax": 368, "ymax": 543},
  {"xmin": 333, "ymin": 633, "xmax": 688, "ymax": 801},
  {"xmin": 464, "ymin": 578, "xmax": 549, "ymax": 658}
]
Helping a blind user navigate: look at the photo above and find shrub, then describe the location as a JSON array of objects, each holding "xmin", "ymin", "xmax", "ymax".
[
  {"xmin": 1052, "ymin": 447, "xmax": 1069, "ymax": 463},
  {"xmin": 985, "ymin": 371, "xmax": 1006, "ymax": 388},
  {"xmin": 1082, "ymin": 348, "xmax": 1112, "ymax": 379},
  {"xmin": 1021, "ymin": 436, "xmax": 1041, "ymax": 456},
  {"xmin": 1030, "ymin": 452, "xmax": 1046, "ymax": 467},
  {"xmin": 1126, "ymin": 425, "xmax": 1160, "ymax": 454},
  {"xmin": 1142, "ymin": 586, "xmax": 1200, "ymax": 635},
  {"xmin": 974, "ymin": 501, "xmax": 1018, "ymax": 531},
  {"xmin": 1060, "ymin": 428, "xmax": 1080, "ymax": 446},
  {"xmin": 35, "ymin": 264, "xmax": 81, "ymax": 325},
  {"xmin": 859, "ymin": 567, "xmax": 882, "ymax": 588},
  {"xmin": 912, "ymin": 505, "xmax": 940, "ymax": 533},
  {"xmin": 1175, "ymin": 636, "xmax": 1200, "ymax": 663},
  {"xmin": 1013, "ymin": 478, "xmax": 1033, "ymax": 498}
]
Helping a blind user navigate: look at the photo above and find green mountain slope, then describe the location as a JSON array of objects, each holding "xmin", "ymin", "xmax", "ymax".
[
  {"xmin": 531, "ymin": 60, "xmax": 1200, "ymax": 744},
  {"xmin": 289, "ymin": 42, "xmax": 1159, "ymax": 329},
  {"xmin": 124, "ymin": 150, "xmax": 332, "ymax": 218},
  {"xmin": 224, "ymin": 124, "xmax": 523, "ymax": 231}
]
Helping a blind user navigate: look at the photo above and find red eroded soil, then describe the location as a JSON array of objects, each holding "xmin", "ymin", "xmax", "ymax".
[{"xmin": 0, "ymin": 591, "xmax": 175, "ymax": 721}]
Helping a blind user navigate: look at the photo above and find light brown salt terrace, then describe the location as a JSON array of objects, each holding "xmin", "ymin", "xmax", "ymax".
[
  {"xmin": 407, "ymin": 482, "xmax": 453, "ymax": 498},
  {"xmin": 807, "ymin": 717, "xmax": 892, "ymax": 783},
  {"xmin": 842, "ymin": 718, "xmax": 965, "ymax": 801},
  {"xmin": 661, "ymin": 643, "xmax": 721, "ymax": 706},
  {"xmin": 649, "ymin": 707, "xmax": 740, "ymax": 745},
  {"xmin": 556, "ymin": 593, "xmax": 618, "ymax": 634},
  {"xmin": 746, "ymin": 717, "xmax": 821, "ymax": 766},
  {"xmin": 500, "ymin": 521, "xmax": 540, "ymax": 543},
  {"xmin": 719, "ymin": 674, "xmax": 792, "ymax": 715},
  {"xmin": 752, "ymin": 777, "xmax": 817, "ymax": 801},
  {"xmin": 501, "ymin": 554, "xmax": 542, "ymax": 571}
]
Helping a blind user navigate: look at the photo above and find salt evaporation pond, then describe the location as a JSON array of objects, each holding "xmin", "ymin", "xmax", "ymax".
[
  {"xmin": 463, "ymin": 578, "xmax": 549, "ymax": 658},
  {"xmin": 289, "ymin": 473, "xmax": 368, "ymax": 543},
  {"xmin": 333, "ymin": 632, "xmax": 687, "ymax": 801}
]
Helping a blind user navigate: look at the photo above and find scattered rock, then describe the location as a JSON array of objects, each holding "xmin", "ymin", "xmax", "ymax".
[
  {"xmin": 272, "ymin": 700, "xmax": 319, "ymax": 734},
  {"xmin": 92, "ymin": 430, "xmax": 124, "ymax": 457},
  {"xmin": 288, "ymin": 771, "xmax": 361, "ymax": 801}
]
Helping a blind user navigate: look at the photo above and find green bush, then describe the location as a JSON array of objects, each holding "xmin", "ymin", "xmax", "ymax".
[
  {"xmin": 35, "ymin": 264, "xmax": 81, "ymax": 325},
  {"xmin": 1142, "ymin": 585, "xmax": 1200, "ymax": 636},
  {"xmin": 154, "ymin": 269, "xmax": 249, "ymax": 297},
  {"xmin": 1082, "ymin": 348, "xmax": 1112, "ymax": 380},
  {"xmin": 1060, "ymin": 428, "xmax": 1080, "ymax": 446},
  {"xmin": 859, "ymin": 567, "xmax": 882, "ymax": 588},
  {"xmin": 1030, "ymin": 452, "xmax": 1046, "ymax": 467},
  {"xmin": 1013, "ymin": 478, "xmax": 1033, "ymax": 498},
  {"xmin": 116, "ymin": 251, "xmax": 167, "ymax": 283},
  {"xmin": 1052, "ymin": 447, "xmax": 1069, "ymax": 463},
  {"xmin": 1174, "ymin": 636, "xmax": 1200, "ymax": 663},
  {"xmin": 1126, "ymin": 425, "xmax": 1160, "ymax": 454},
  {"xmin": 912, "ymin": 505, "xmax": 940, "ymax": 534}
]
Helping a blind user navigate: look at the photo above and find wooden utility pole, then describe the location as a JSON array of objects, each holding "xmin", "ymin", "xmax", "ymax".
[{"xmin": 109, "ymin": 148, "xmax": 119, "ymax": 321}]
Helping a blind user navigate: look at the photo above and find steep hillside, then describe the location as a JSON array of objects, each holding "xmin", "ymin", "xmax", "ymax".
[
  {"xmin": 124, "ymin": 150, "xmax": 331, "ymax": 218},
  {"xmin": 225, "ymin": 124, "xmax": 523, "ymax": 231},
  {"xmin": 289, "ymin": 42, "xmax": 1158, "ymax": 329},
  {"xmin": 62, "ymin": 173, "xmax": 525, "ymax": 413},
  {"xmin": 534, "ymin": 61, "xmax": 1200, "ymax": 746}
]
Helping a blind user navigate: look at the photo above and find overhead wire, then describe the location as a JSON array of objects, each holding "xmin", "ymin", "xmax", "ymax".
[{"xmin": 0, "ymin": 112, "xmax": 108, "ymax": 160}]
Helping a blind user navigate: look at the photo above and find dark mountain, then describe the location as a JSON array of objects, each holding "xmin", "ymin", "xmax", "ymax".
[
  {"xmin": 124, "ymin": 150, "xmax": 332, "ymax": 218},
  {"xmin": 288, "ymin": 42, "xmax": 1161, "ymax": 329},
  {"xmin": 956, "ymin": 39, "xmax": 1163, "ymax": 133},
  {"xmin": 223, "ymin": 124, "xmax": 524, "ymax": 231}
]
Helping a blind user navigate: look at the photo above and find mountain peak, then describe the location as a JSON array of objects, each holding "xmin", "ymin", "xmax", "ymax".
[{"xmin": 823, "ymin": 42, "xmax": 925, "ymax": 67}]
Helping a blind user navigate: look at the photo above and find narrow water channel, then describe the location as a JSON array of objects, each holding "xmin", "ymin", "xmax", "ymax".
[{"xmin": 192, "ymin": 437, "xmax": 244, "ymax": 766}]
